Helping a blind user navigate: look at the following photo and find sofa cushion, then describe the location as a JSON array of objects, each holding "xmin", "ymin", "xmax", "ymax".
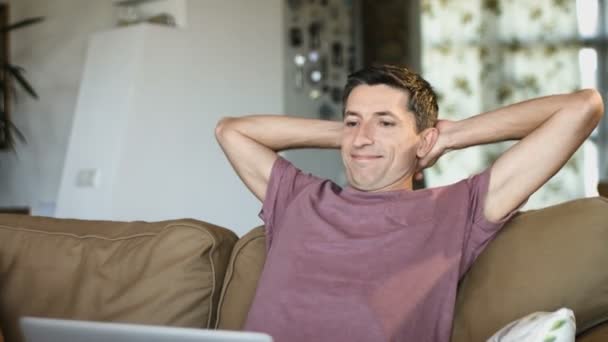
[
  {"xmin": 487, "ymin": 307, "xmax": 576, "ymax": 342},
  {"xmin": 451, "ymin": 197, "xmax": 608, "ymax": 342},
  {"xmin": 0, "ymin": 214, "xmax": 238, "ymax": 342},
  {"xmin": 215, "ymin": 226, "xmax": 266, "ymax": 330}
]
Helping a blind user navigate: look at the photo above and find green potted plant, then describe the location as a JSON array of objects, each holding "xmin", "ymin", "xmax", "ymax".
[{"xmin": 0, "ymin": 4, "xmax": 43, "ymax": 151}]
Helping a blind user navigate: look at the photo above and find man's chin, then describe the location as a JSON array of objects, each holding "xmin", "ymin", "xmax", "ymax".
[
  {"xmin": 345, "ymin": 172, "xmax": 389, "ymax": 192},
  {"xmin": 347, "ymin": 180, "xmax": 382, "ymax": 192},
  {"xmin": 348, "ymin": 177, "xmax": 412, "ymax": 192}
]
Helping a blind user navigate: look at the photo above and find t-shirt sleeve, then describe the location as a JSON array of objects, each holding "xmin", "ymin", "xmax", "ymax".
[
  {"xmin": 259, "ymin": 156, "xmax": 321, "ymax": 249},
  {"xmin": 459, "ymin": 167, "xmax": 528, "ymax": 277}
]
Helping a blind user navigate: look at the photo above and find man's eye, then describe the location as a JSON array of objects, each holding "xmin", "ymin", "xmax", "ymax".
[
  {"xmin": 380, "ymin": 121, "xmax": 395, "ymax": 127},
  {"xmin": 345, "ymin": 121, "xmax": 358, "ymax": 127}
]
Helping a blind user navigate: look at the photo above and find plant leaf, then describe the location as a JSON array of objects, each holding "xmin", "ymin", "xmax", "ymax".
[
  {"xmin": 6, "ymin": 119, "xmax": 26, "ymax": 143},
  {"xmin": 0, "ymin": 117, "xmax": 26, "ymax": 151},
  {"xmin": 2, "ymin": 17, "xmax": 44, "ymax": 33},
  {"xmin": 5, "ymin": 64, "xmax": 38, "ymax": 99}
]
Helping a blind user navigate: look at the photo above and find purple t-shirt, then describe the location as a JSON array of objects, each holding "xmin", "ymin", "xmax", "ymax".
[{"xmin": 244, "ymin": 157, "xmax": 521, "ymax": 342}]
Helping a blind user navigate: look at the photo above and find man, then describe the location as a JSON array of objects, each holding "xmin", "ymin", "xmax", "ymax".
[{"xmin": 215, "ymin": 65, "xmax": 604, "ymax": 341}]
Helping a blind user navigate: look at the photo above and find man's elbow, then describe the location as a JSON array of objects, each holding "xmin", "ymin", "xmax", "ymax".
[
  {"xmin": 578, "ymin": 89, "xmax": 604, "ymax": 123},
  {"xmin": 215, "ymin": 116, "xmax": 238, "ymax": 140}
]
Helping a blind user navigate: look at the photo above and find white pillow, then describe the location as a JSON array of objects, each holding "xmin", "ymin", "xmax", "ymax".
[{"xmin": 487, "ymin": 308, "xmax": 576, "ymax": 342}]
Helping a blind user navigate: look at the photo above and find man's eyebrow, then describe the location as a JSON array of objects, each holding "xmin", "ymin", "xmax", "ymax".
[
  {"xmin": 344, "ymin": 111, "xmax": 399, "ymax": 119},
  {"xmin": 375, "ymin": 111, "xmax": 398, "ymax": 119}
]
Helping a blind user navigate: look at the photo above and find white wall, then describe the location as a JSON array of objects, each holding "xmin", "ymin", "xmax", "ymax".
[
  {"xmin": 109, "ymin": 21, "xmax": 285, "ymax": 230},
  {"xmin": 55, "ymin": 2, "xmax": 284, "ymax": 235},
  {"xmin": 2, "ymin": 1, "xmax": 286, "ymax": 235},
  {"xmin": 54, "ymin": 26, "xmax": 147, "ymax": 219}
]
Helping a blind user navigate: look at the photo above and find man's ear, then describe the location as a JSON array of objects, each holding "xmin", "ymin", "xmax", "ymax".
[{"xmin": 416, "ymin": 127, "xmax": 438, "ymax": 158}]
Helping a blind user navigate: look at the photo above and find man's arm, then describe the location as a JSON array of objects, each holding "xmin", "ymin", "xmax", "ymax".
[
  {"xmin": 215, "ymin": 115, "xmax": 342, "ymax": 201},
  {"xmin": 423, "ymin": 89, "xmax": 604, "ymax": 223}
]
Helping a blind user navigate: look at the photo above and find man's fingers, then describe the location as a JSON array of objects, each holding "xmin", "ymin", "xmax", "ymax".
[{"xmin": 417, "ymin": 159, "xmax": 428, "ymax": 170}]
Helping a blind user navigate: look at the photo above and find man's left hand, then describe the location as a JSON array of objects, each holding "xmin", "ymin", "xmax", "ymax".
[{"xmin": 415, "ymin": 119, "xmax": 455, "ymax": 180}]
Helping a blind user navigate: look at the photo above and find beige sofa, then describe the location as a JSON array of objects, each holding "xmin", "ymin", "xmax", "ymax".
[{"xmin": 0, "ymin": 197, "xmax": 607, "ymax": 342}]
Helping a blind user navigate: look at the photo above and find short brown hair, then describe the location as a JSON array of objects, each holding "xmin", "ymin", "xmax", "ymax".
[{"xmin": 342, "ymin": 65, "xmax": 438, "ymax": 132}]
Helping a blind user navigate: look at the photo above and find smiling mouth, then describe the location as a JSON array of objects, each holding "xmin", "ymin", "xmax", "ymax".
[{"xmin": 352, "ymin": 155, "xmax": 382, "ymax": 161}]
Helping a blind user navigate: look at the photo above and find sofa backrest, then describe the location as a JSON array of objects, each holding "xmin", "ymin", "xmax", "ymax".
[
  {"xmin": 451, "ymin": 197, "xmax": 608, "ymax": 341},
  {"xmin": 0, "ymin": 214, "xmax": 238, "ymax": 342}
]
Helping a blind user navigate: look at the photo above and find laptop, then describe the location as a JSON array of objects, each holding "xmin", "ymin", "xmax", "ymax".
[{"xmin": 20, "ymin": 317, "xmax": 273, "ymax": 342}]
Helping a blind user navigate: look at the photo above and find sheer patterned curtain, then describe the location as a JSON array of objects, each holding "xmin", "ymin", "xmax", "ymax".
[{"xmin": 421, "ymin": 0, "xmax": 593, "ymax": 210}]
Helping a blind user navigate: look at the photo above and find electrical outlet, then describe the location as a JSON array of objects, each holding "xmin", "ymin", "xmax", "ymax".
[{"xmin": 76, "ymin": 169, "xmax": 100, "ymax": 188}]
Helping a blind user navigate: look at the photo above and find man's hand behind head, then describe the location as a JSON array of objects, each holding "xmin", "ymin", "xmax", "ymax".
[{"xmin": 415, "ymin": 119, "xmax": 456, "ymax": 179}]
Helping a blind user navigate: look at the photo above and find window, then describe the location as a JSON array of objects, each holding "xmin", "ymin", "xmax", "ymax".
[{"xmin": 421, "ymin": 0, "xmax": 605, "ymax": 209}]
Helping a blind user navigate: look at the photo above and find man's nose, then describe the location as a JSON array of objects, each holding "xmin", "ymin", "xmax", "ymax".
[{"xmin": 353, "ymin": 123, "xmax": 374, "ymax": 148}]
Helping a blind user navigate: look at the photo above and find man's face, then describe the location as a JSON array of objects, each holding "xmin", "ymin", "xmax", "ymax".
[{"xmin": 341, "ymin": 84, "xmax": 422, "ymax": 192}]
